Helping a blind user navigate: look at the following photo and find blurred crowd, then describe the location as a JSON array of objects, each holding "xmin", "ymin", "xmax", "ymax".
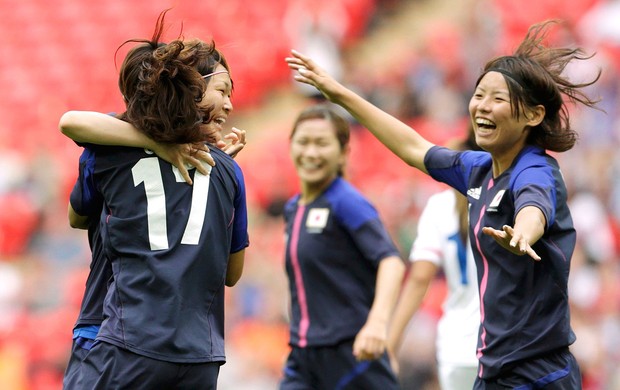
[{"xmin": 1, "ymin": 0, "xmax": 619, "ymax": 389}]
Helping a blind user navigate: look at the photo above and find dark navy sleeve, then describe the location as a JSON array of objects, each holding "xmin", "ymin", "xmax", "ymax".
[
  {"xmin": 330, "ymin": 183, "xmax": 400, "ymax": 266},
  {"xmin": 70, "ymin": 147, "xmax": 103, "ymax": 217},
  {"xmin": 511, "ymin": 165, "xmax": 557, "ymax": 229},
  {"xmin": 230, "ymin": 161, "xmax": 249, "ymax": 253},
  {"xmin": 424, "ymin": 146, "xmax": 490, "ymax": 196}
]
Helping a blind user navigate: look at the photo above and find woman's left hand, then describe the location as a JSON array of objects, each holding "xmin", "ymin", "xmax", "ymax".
[{"xmin": 482, "ymin": 225, "xmax": 541, "ymax": 260}]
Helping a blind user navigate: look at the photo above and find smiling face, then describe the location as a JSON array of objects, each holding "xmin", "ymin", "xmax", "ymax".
[
  {"xmin": 199, "ymin": 64, "xmax": 233, "ymax": 142},
  {"xmin": 469, "ymin": 71, "xmax": 534, "ymax": 162},
  {"xmin": 290, "ymin": 117, "xmax": 347, "ymax": 200}
]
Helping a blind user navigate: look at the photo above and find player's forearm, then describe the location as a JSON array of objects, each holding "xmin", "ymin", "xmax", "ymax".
[
  {"xmin": 387, "ymin": 275, "xmax": 431, "ymax": 353},
  {"xmin": 367, "ymin": 256, "xmax": 406, "ymax": 326},
  {"xmin": 514, "ymin": 206, "xmax": 546, "ymax": 246},
  {"xmin": 387, "ymin": 261, "xmax": 435, "ymax": 353},
  {"xmin": 59, "ymin": 111, "xmax": 156, "ymax": 149},
  {"xmin": 332, "ymin": 88, "xmax": 433, "ymax": 172}
]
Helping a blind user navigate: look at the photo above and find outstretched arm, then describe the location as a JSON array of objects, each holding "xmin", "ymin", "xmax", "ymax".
[
  {"xmin": 353, "ymin": 256, "xmax": 406, "ymax": 361},
  {"xmin": 286, "ymin": 50, "xmax": 434, "ymax": 172},
  {"xmin": 59, "ymin": 111, "xmax": 249, "ymax": 184}
]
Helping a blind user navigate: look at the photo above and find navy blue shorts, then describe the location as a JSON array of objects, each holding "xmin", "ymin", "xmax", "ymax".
[
  {"xmin": 63, "ymin": 337, "xmax": 95, "ymax": 390},
  {"xmin": 474, "ymin": 348, "xmax": 582, "ymax": 389},
  {"xmin": 279, "ymin": 340, "xmax": 399, "ymax": 390},
  {"xmin": 78, "ymin": 341, "xmax": 221, "ymax": 390}
]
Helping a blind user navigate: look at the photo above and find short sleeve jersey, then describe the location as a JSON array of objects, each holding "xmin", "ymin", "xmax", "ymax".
[
  {"xmin": 424, "ymin": 145, "xmax": 576, "ymax": 379},
  {"xmin": 69, "ymin": 147, "xmax": 109, "ymax": 328},
  {"xmin": 283, "ymin": 177, "xmax": 401, "ymax": 348},
  {"xmin": 410, "ymin": 189, "xmax": 479, "ymax": 367},
  {"xmin": 82, "ymin": 144, "xmax": 249, "ymax": 363}
]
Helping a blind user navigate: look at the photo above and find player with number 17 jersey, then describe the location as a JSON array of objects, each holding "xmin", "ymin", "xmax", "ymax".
[{"xmin": 84, "ymin": 143, "xmax": 248, "ymax": 364}]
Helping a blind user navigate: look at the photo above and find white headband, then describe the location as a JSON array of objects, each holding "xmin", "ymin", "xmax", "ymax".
[{"xmin": 201, "ymin": 70, "xmax": 228, "ymax": 79}]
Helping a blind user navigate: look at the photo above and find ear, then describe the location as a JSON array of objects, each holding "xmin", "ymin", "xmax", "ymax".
[
  {"xmin": 526, "ymin": 105, "xmax": 545, "ymax": 127},
  {"xmin": 342, "ymin": 143, "xmax": 351, "ymax": 157}
]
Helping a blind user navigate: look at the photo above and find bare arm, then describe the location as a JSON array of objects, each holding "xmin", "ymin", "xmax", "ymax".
[
  {"xmin": 68, "ymin": 203, "xmax": 89, "ymax": 230},
  {"xmin": 59, "ymin": 111, "xmax": 213, "ymax": 184},
  {"xmin": 353, "ymin": 256, "xmax": 406, "ymax": 361},
  {"xmin": 386, "ymin": 260, "xmax": 438, "ymax": 372},
  {"xmin": 225, "ymin": 249, "xmax": 245, "ymax": 287},
  {"xmin": 60, "ymin": 111, "xmax": 157, "ymax": 147},
  {"xmin": 286, "ymin": 50, "xmax": 435, "ymax": 172},
  {"xmin": 482, "ymin": 205, "xmax": 545, "ymax": 260}
]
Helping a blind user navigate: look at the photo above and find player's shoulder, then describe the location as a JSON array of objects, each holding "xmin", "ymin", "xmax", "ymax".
[
  {"xmin": 209, "ymin": 145, "xmax": 234, "ymax": 162},
  {"xmin": 210, "ymin": 146, "xmax": 241, "ymax": 172},
  {"xmin": 324, "ymin": 178, "xmax": 379, "ymax": 225},
  {"xmin": 326, "ymin": 177, "xmax": 367, "ymax": 203}
]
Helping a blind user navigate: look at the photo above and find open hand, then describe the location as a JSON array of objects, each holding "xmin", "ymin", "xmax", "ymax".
[
  {"xmin": 482, "ymin": 225, "xmax": 541, "ymax": 261},
  {"xmin": 216, "ymin": 127, "xmax": 246, "ymax": 158},
  {"xmin": 285, "ymin": 50, "xmax": 344, "ymax": 102}
]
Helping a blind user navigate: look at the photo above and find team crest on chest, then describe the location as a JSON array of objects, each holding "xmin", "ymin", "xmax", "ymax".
[
  {"xmin": 487, "ymin": 189, "xmax": 506, "ymax": 211},
  {"xmin": 306, "ymin": 208, "xmax": 329, "ymax": 232}
]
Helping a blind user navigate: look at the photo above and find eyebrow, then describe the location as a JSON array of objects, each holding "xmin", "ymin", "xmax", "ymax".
[{"xmin": 475, "ymin": 86, "xmax": 510, "ymax": 95}]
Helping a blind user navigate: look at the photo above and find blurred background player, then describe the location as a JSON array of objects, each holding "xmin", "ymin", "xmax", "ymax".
[
  {"xmin": 279, "ymin": 103, "xmax": 405, "ymax": 390},
  {"xmin": 387, "ymin": 132, "xmax": 481, "ymax": 390}
]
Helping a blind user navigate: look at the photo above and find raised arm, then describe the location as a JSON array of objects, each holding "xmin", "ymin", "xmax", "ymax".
[
  {"xmin": 59, "ymin": 110, "xmax": 246, "ymax": 184},
  {"xmin": 286, "ymin": 50, "xmax": 434, "ymax": 173},
  {"xmin": 60, "ymin": 111, "xmax": 156, "ymax": 148}
]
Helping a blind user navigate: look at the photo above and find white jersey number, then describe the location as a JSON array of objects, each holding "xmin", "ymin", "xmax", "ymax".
[{"xmin": 132, "ymin": 157, "xmax": 211, "ymax": 250}]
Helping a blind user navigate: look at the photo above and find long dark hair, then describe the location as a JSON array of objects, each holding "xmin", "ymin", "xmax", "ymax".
[{"xmin": 477, "ymin": 20, "xmax": 601, "ymax": 152}]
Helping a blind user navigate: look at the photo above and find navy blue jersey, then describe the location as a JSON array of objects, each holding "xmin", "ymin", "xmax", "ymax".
[
  {"xmin": 69, "ymin": 147, "xmax": 109, "ymax": 328},
  {"xmin": 283, "ymin": 177, "xmax": 401, "ymax": 348},
  {"xmin": 81, "ymin": 144, "xmax": 248, "ymax": 363},
  {"xmin": 425, "ymin": 145, "xmax": 576, "ymax": 379}
]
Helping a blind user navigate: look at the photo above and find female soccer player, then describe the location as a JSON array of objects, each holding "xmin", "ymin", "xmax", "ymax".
[
  {"xmin": 286, "ymin": 20, "xmax": 599, "ymax": 389},
  {"xmin": 59, "ymin": 10, "xmax": 248, "ymax": 389},
  {"xmin": 279, "ymin": 103, "xmax": 405, "ymax": 390}
]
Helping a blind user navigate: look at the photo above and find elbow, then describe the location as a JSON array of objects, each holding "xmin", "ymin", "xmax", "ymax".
[
  {"xmin": 59, "ymin": 111, "xmax": 76, "ymax": 137},
  {"xmin": 59, "ymin": 111, "xmax": 85, "ymax": 141},
  {"xmin": 59, "ymin": 111, "xmax": 73, "ymax": 134},
  {"xmin": 68, "ymin": 215, "xmax": 89, "ymax": 230},
  {"xmin": 225, "ymin": 273, "xmax": 242, "ymax": 287},
  {"xmin": 225, "ymin": 250, "xmax": 245, "ymax": 287},
  {"xmin": 68, "ymin": 218, "xmax": 80, "ymax": 229},
  {"xmin": 68, "ymin": 217, "xmax": 88, "ymax": 230}
]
